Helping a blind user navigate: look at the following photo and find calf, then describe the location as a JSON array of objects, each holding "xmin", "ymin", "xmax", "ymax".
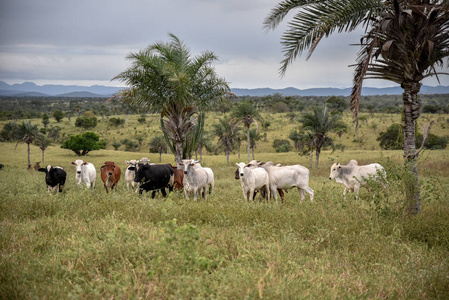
[
  {"xmin": 134, "ymin": 160, "xmax": 174, "ymax": 197},
  {"xmin": 329, "ymin": 160, "xmax": 386, "ymax": 199},
  {"xmin": 100, "ymin": 161, "xmax": 121, "ymax": 193},
  {"xmin": 33, "ymin": 162, "xmax": 41, "ymax": 171},
  {"xmin": 71, "ymin": 159, "xmax": 96, "ymax": 189},
  {"xmin": 38, "ymin": 165, "xmax": 67, "ymax": 192},
  {"xmin": 236, "ymin": 162, "xmax": 270, "ymax": 201},
  {"xmin": 125, "ymin": 160, "xmax": 140, "ymax": 191}
]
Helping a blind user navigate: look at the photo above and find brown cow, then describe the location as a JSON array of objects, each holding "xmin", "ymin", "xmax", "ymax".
[
  {"xmin": 171, "ymin": 165, "xmax": 184, "ymax": 191},
  {"xmin": 100, "ymin": 161, "xmax": 121, "ymax": 193},
  {"xmin": 34, "ymin": 162, "xmax": 41, "ymax": 171}
]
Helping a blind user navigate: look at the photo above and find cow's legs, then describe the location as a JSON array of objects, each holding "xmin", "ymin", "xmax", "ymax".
[
  {"xmin": 104, "ymin": 184, "xmax": 109, "ymax": 193},
  {"xmin": 58, "ymin": 184, "xmax": 64, "ymax": 193},
  {"xmin": 161, "ymin": 188, "xmax": 167, "ymax": 197},
  {"xmin": 193, "ymin": 187, "xmax": 198, "ymax": 201},
  {"xmin": 299, "ymin": 188, "xmax": 305, "ymax": 202}
]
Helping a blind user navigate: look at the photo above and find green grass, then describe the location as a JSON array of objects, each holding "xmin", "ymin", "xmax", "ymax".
[{"xmin": 1, "ymin": 113, "xmax": 449, "ymax": 299}]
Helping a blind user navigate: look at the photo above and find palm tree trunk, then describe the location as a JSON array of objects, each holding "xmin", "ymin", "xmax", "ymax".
[
  {"xmin": 315, "ymin": 148, "xmax": 321, "ymax": 169},
  {"xmin": 27, "ymin": 143, "xmax": 31, "ymax": 169},
  {"xmin": 251, "ymin": 146, "xmax": 255, "ymax": 160},
  {"xmin": 402, "ymin": 82, "xmax": 422, "ymax": 213},
  {"xmin": 42, "ymin": 149, "xmax": 45, "ymax": 164},
  {"xmin": 226, "ymin": 150, "xmax": 230, "ymax": 166},
  {"xmin": 246, "ymin": 126, "xmax": 251, "ymax": 163},
  {"xmin": 175, "ymin": 141, "xmax": 183, "ymax": 164}
]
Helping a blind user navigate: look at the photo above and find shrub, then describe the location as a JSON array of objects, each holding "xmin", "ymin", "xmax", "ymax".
[
  {"xmin": 272, "ymin": 139, "xmax": 292, "ymax": 152},
  {"xmin": 60, "ymin": 132, "xmax": 106, "ymax": 156},
  {"xmin": 109, "ymin": 117, "xmax": 125, "ymax": 127},
  {"xmin": 75, "ymin": 116, "xmax": 97, "ymax": 129}
]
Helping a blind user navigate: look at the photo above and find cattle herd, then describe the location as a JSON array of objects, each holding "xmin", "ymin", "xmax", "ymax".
[{"xmin": 28, "ymin": 157, "xmax": 387, "ymax": 201}]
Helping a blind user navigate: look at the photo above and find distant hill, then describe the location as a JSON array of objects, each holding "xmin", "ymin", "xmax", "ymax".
[{"xmin": 0, "ymin": 81, "xmax": 448, "ymax": 97}]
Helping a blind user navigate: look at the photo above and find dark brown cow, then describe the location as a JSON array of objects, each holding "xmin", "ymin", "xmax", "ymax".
[
  {"xmin": 34, "ymin": 162, "xmax": 41, "ymax": 171},
  {"xmin": 100, "ymin": 161, "xmax": 121, "ymax": 193},
  {"xmin": 171, "ymin": 165, "xmax": 184, "ymax": 191}
]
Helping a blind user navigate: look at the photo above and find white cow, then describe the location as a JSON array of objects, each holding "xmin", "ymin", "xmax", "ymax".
[
  {"xmin": 236, "ymin": 162, "xmax": 270, "ymax": 201},
  {"xmin": 71, "ymin": 160, "xmax": 96, "ymax": 189},
  {"xmin": 124, "ymin": 159, "xmax": 140, "ymax": 191},
  {"xmin": 329, "ymin": 160, "xmax": 386, "ymax": 199},
  {"xmin": 258, "ymin": 161, "xmax": 314, "ymax": 202},
  {"xmin": 179, "ymin": 159, "xmax": 213, "ymax": 201}
]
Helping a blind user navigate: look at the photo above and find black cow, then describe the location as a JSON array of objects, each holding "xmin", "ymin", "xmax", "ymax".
[
  {"xmin": 134, "ymin": 163, "xmax": 174, "ymax": 198},
  {"xmin": 38, "ymin": 165, "xmax": 67, "ymax": 192},
  {"xmin": 0, "ymin": 164, "xmax": 4, "ymax": 170}
]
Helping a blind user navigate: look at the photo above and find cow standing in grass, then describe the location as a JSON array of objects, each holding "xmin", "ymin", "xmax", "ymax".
[
  {"xmin": 100, "ymin": 161, "xmax": 121, "ymax": 193},
  {"xmin": 125, "ymin": 160, "xmax": 140, "ymax": 191},
  {"xmin": 71, "ymin": 159, "xmax": 96, "ymax": 189},
  {"xmin": 38, "ymin": 165, "xmax": 67, "ymax": 193}
]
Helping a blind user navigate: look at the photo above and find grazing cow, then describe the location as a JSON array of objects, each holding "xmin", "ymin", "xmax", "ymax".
[
  {"xmin": 38, "ymin": 165, "xmax": 67, "ymax": 192},
  {"xmin": 71, "ymin": 160, "xmax": 96, "ymax": 189},
  {"xmin": 329, "ymin": 160, "xmax": 386, "ymax": 199},
  {"xmin": 124, "ymin": 160, "xmax": 140, "ymax": 191},
  {"xmin": 33, "ymin": 162, "xmax": 41, "ymax": 171},
  {"xmin": 134, "ymin": 160, "xmax": 174, "ymax": 197},
  {"xmin": 236, "ymin": 162, "xmax": 270, "ymax": 201},
  {"xmin": 100, "ymin": 161, "xmax": 121, "ymax": 193},
  {"xmin": 171, "ymin": 165, "xmax": 184, "ymax": 191},
  {"xmin": 257, "ymin": 161, "xmax": 314, "ymax": 202},
  {"xmin": 179, "ymin": 159, "xmax": 213, "ymax": 201}
]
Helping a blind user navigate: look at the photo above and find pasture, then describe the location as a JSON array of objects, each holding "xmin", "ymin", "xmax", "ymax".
[{"xmin": 1, "ymin": 113, "xmax": 449, "ymax": 299}]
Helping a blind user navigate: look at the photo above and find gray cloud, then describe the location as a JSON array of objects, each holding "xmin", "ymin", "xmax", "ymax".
[{"xmin": 0, "ymin": 0, "xmax": 445, "ymax": 88}]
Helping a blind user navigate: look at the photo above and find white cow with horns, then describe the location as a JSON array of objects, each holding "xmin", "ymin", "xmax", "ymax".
[
  {"xmin": 329, "ymin": 160, "xmax": 387, "ymax": 199},
  {"xmin": 236, "ymin": 162, "xmax": 270, "ymax": 201},
  {"xmin": 179, "ymin": 159, "xmax": 214, "ymax": 201},
  {"xmin": 71, "ymin": 159, "xmax": 96, "ymax": 189}
]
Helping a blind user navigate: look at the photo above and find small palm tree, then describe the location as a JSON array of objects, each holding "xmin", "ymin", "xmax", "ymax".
[
  {"xmin": 15, "ymin": 121, "xmax": 39, "ymax": 169},
  {"xmin": 249, "ymin": 128, "xmax": 262, "ymax": 161},
  {"xmin": 300, "ymin": 106, "xmax": 346, "ymax": 168},
  {"xmin": 232, "ymin": 100, "xmax": 261, "ymax": 163},
  {"xmin": 213, "ymin": 117, "xmax": 240, "ymax": 166},
  {"xmin": 34, "ymin": 134, "xmax": 51, "ymax": 164}
]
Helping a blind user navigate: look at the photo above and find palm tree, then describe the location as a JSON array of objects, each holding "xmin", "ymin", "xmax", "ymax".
[
  {"xmin": 249, "ymin": 128, "xmax": 262, "ymax": 161},
  {"xmin": 34, "ymin": 134, "xmax": 51, "ymax": 164},
  {"xmin": 300, "ymin": 106, "xmax": 346, "ymax": 168},
  {"xmin": 265, "ymin": 0, "xmax": 449, "ymax": 212},
  {"xmin": 113, "ymin": 33, "xmax": 229, "ymax": 163},
  {"xmin": 213, "ymin": 117, "xmax": 240, "ymax": 166},
  {"xmin": 15, "ymin": 121, "xmax": 39, "ymax": 169},
  {"xmin": 232, "ymin": 100, "xmax": 261, "ymax": 163}
]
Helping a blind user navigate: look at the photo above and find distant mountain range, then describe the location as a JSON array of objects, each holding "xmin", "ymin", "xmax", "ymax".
[{"xmin": 0, "ymin": 81, "xmax": 448, "ymax": 97}]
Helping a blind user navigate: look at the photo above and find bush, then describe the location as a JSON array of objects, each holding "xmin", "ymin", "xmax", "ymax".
[
  {"xmin": 60, "ymin": 132, "xmax": 106, "ymax": 156},
  {"xmin": 416, "ymin": 133, "xmax": 447, "ymax": 150},
  {"xmin": 109, "ymin": 117, "xmax": 125, "ymax": 127},
  {"xmin": 272, "ymin": 139, "xmax": 292, "ymax": 153},
  {"xmin": 75, "ymin": 116, "xmax": 97, "ymax": 129}
]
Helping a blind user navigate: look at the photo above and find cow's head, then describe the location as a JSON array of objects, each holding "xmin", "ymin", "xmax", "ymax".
[
  {"xmin": 236, "ymin": 162, "xmax": 246, "ymax": 178},
  {"xmin": 329, "ymin": 162, "xmax": 341, "ymax": 180},
  {"xmin": 102, "ymin": 161, "xmax": 117, "ymax": 177},
  {"xmin": 125, "ymin": 159, "xmax": 139, "ymax": 171},
  {"xmin": 179, "ymin": 159, "xmax": 196, "ymax": 175},
  {"xmin": 133, "ymin": 163, "xmax": 147, "ymax": 183},
  {"xmin": 71, "ymin": 159, "xmax": 87, "ymax": 175},
  {"xmin": 38, "ymin": 165, "xmax": 63, "ymax": 182}
]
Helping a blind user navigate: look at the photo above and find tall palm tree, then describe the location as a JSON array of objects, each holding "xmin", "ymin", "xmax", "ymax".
[
  {"xmin": 113, "ymin": 33, "xmax": 229, "ymax": 163},
  {"xmin": 300, "ymin": 106, "xmax": 346, "ymax": 168},
  {"xmin": 232, "ymin": 100, "xmax": 261, "ymax": 163},
  {"xmin": 265, "ymin": 0, "xmax": 449, "ymax": 212},
  {"xmin": 213, "ymin": 117, "xmax": 240, "ymax": 166},
  {"xmin": 15, "ymin": 121, "xmax": 39, "ymax": 169}
]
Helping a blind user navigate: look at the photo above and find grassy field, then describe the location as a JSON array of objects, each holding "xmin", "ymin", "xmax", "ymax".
[{"xmin": 1, "ymin": 112, "xmax": 449, "ymax": 299}]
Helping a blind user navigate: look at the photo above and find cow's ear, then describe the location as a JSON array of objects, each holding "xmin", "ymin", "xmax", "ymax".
[
  {"xmin": 83, "ymin": 162, "xmax": 88, "ymax": 165},
  {"xmin": 71, "ymin": 162, "xmax": 75, "ymax": 165},
  {"xmin": 100, "ymin": 165, "xmax": 105, "ymax": 170},
  {"xmin": 38, "ymin": 168, "xmax": 46, "ymax": 172}
]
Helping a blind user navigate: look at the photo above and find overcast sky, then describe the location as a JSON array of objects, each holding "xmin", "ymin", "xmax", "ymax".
[{"xmin": 0, "ymin": 0, "xmax": 446, "ymax": 89}]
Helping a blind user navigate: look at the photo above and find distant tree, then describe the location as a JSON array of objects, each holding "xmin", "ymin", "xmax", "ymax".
[
  {"xmin": 271, "ymin": 101, "xmax": 290, "ymax": 113},
  {"xmin": 272, "ymin": 139, "xmax": 292, "ymax": 153},
  {"xmin": 232, "ymin": 100, "xmax": 261, "ymax": 162},
  {"xmin": 53, "ymin": 110, "xmax": 65, "ymax": 123},
  {"xmin": 213, "ymin": 117, "xmax": 240, "ymax": 166},
  {"xmin": 15, "ymin": 121, "xmax": 39, "ymax": 169},
  {"xmin": 61, "ymin": 132, "xmax": 106, "ymax": 156},
  {"xmin": 108, "ymin": 117, "xmax": 125, "ymax": 127},
  {"xmin": 47, "ymin": 126, "xmax": 61, "ymax": 142},
  {"xmin": 34, "ymin": 134, "xmax": 51, "ymax": 164},
  {"xmin": 42, "ymin": 114, "xmax": 50, "ymax": 129},
  {"xmin": 149, "ymin": 135, "xmax": 168, "ymax": 162},
  {"xmin": 1, "ymin": 122, "xmax": 19, "ymax": 141},
  {"xmin": 325, "ymin": 96, "xmax": 348, "ymax": 113},
  {"xmin": 121, "ymin": 138, "xmax": 139, "ymax": 152},
  {"xmin": 288, "ymin": 129, "xmax": 302, "ymax": 150},
  {"xmin": 249, "ymin": 128, "xmax": 262, "ymax": 160},
  {"xmin": 111, "ymin": 141, "xmax": 122, "ymax": 151},
  {"xmin": 75, "ymin": 116, "xmax": 97, "ymax": 129},
  {"xmin": 137, "ymin": 114, "xmax": 146, "ymax": 124},
  {"xmin": 300, "ymin": 106, "xmax": 345, "ymax": 168},
  {"xmin": 416, "ymin": 133, "xmax": 447, "ymax": 150}
]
